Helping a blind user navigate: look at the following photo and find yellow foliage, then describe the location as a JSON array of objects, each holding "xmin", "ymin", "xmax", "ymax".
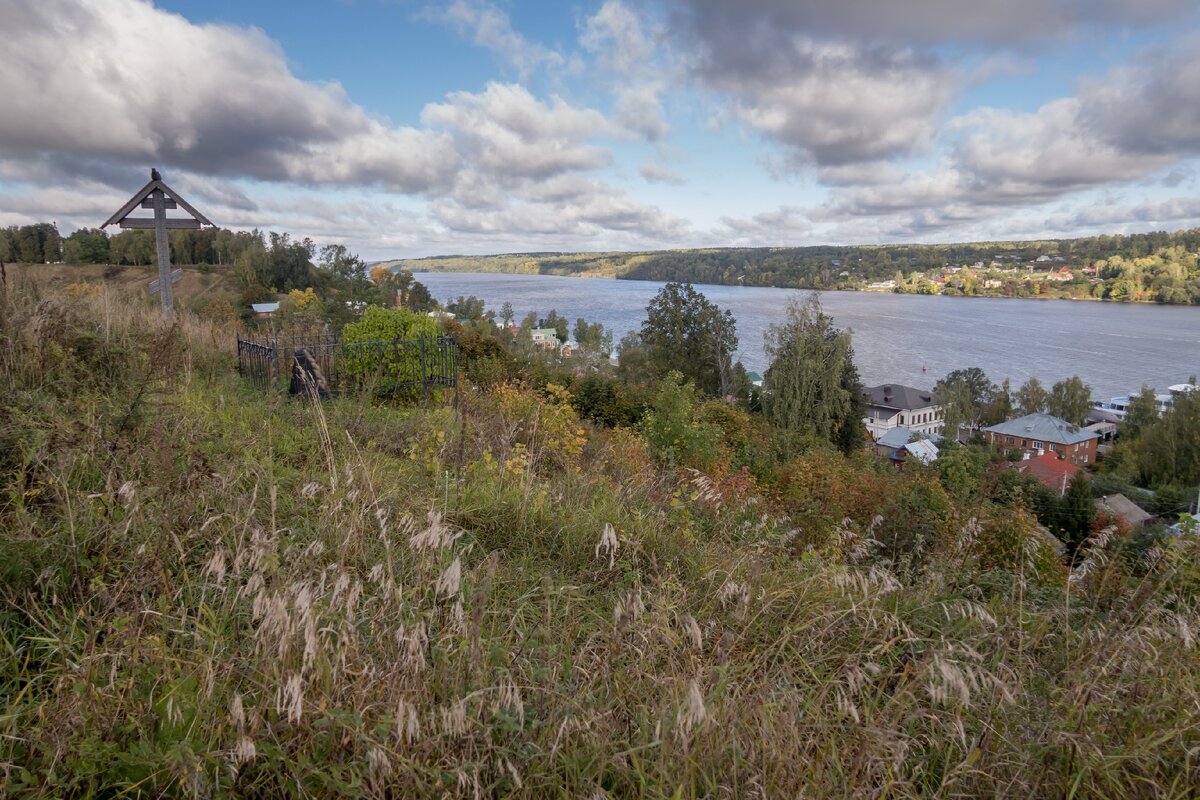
[
  {"xmin": 494, "ymin": 383, "xmax": 588, "ymax": 471},
  {"xmin": 286, "ymin": 287, "xmax": 319, "ymax": 310},
  {"xmin": 64, "ymin": 282, "xmax": 99, "ymax": 298}
]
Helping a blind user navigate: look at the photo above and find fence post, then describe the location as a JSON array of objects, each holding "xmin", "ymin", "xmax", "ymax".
[{"xmin": 420, "ymin": 336, "xmax": 429, "ymax": 406}]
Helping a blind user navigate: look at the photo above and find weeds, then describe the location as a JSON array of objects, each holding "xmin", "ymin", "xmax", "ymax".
[{"xmin": 1, "ymin": 283, "xmax": 1199, "ymax": 797}]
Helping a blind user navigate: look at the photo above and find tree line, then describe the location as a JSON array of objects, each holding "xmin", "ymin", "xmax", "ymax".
[
  {"xmin": 934, "ymin": 368, "xmax": 1094, "ymax": 430},
  {"xmin": 395, "ymin": 227, "xmax": 1200, "ymax": 305}
]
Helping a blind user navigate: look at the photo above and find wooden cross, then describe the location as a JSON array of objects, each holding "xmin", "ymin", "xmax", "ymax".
[{"xmin": 102, "ymin": 169, "xmax": 213, "ymax": 321}]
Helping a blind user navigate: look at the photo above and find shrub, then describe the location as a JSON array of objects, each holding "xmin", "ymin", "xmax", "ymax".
[
  {"xmin": 339, "ymin": 305, "xmax": 442, "ymax": 389},
  {"xmin": 640, "ymin": 371, "xmax": 720, "ymax": 470}
]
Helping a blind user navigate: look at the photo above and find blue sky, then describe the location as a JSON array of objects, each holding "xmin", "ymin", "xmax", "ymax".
[{"xmin": 3, "ymin": 0, "xmax": 1200, "ymax": 258}]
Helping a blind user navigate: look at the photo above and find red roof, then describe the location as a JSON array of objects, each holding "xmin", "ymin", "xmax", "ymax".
[{"xmin": 1014, "ymin": 451, "xmax": 1080, "ymax": 491}]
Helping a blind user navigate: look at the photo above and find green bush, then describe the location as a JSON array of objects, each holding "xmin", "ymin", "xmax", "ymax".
[
  {"xmin": 641, "ymin": 371, "xmax": 720, "ymax": 470},
  {"xmin": 339, "ymin": 305, "xmax": 443, "ymax": 389}
]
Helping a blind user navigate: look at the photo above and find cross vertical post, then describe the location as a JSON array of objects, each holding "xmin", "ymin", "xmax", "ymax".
[{"xmin": 151, "ymin": 186, "xmax": 173, "ymax": 320}]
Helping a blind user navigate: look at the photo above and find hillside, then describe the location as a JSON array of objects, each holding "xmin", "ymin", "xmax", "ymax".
[
  {"xmin": 6, "ymin": 262, "xmax": 244, "ymax": 318},
  {"xmin": 3, "ymin": 280, "xmax": 1200, "ymax": 796},
  {"xmin": 380, "ymin": 227, "xmax": 1200, "ymax": 304}
]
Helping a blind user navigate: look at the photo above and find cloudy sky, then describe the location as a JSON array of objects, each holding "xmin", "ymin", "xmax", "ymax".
[{"xmin": 3, "ymin": 0, "xmax": 1200, "ymax": 258}]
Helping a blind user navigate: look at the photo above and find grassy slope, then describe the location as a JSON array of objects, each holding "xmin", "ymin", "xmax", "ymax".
[
  {"xmin": 6, "ymin": 262, "xmax": 243, "ymax": 310},
  {"xmin": 2, "ymin": 279, "xmax": 1200, "ymax": 797}
]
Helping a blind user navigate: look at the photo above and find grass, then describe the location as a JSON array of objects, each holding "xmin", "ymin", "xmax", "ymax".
[{"xmin": 1, "ymin": 277, "xmax": 1199, "ymax": 797}]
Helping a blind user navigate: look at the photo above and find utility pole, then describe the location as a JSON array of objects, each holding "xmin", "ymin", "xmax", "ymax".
[{"xmin": 102, "ymin": 169, "xmax": 213, "ymax": 321}]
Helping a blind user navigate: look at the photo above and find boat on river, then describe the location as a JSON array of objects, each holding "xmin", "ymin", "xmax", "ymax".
[{"xmin": 1089, "ymin": 383, "xmax": 1196, "ymax": 423}]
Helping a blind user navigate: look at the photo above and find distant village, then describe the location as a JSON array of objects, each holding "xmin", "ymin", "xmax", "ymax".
[{"xmin": 857, "ymin": 254, "xmax": 1098, "ymax": 297}]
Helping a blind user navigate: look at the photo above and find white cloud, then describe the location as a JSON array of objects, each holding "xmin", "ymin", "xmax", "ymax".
[
  {"xmin": 582, "ymin": 1, "xmax": 671, "ymax": 141},
  {"xmin": 720, "ymin": 43, "xmax": 958, "ymax": 167},
  {"xmin": 422, "ymin": 82, "xmax": 616, "ymax": 183},
  {"xmin": 716, "ymin": 206, "xmax": 813, "ymax": 244},
  {"xmin": 814, "ymin": 37, "xmax": 1200, "ymax": 235},
  {"xmin": 0, "ymin": 0, "xmax": 459, "ymax": 193},
  {"xmin": 425, "ymin": 0, "xmax": 564, "ymax": 78},
  {"xmin": 640, "ymin": 162, "xmax": 685, "ymax": 185}
]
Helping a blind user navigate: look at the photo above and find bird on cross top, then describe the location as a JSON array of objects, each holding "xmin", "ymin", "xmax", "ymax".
[{"xmin": 151, "ymin": 168, "xmax": 161, "ymax": 181}]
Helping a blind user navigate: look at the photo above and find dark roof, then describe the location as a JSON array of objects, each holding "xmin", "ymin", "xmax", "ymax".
[
  {"xmin": 863, "ymin": 384, "xmax": 936, "ymax": 410},
  {"xmin": 1096, "ymin": 494, "xmax": 1153, "ymax": 527},
  {"xmin": 984, "ymin": 413, "xmax": 1098, "ymax": 446}
]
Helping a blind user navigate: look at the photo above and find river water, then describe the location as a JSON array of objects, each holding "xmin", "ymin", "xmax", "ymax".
[{"xmin": 416, "ymin": 272, "xmax": 1200, "ymax": 398}]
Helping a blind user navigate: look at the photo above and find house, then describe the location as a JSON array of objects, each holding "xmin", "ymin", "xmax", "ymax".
[
  {"xmin": 863, "ymin": 384, "xmax": 943, "ymax": 438},
  {"xmin": 1014, "ymin": 451, "xmax": 1080, "ymax": 494},
  {"xmin": 1096, "ymin": 494, "xmax": 1154, "ymax": 528},
  {"xmin": 530, "ymin": 328, "xmax": 561, "ymax": 349},
  {"xmin": 982, "ymin": 413, "xmax": 1099, "ymax": 466},
  {"xmin": 900, "ymin": 438, "xmax": 939, "ymax": 465},
  {"xmin": 873, "ymin": 427, "xmax": 940, "ymax": 466},
  {"xmin": 746, "ymin": 371, "xmax": 764, "ymax": 389},
  {"xmin": 251, "ymin": 302, "xmax": 280, "ymax": 318}
]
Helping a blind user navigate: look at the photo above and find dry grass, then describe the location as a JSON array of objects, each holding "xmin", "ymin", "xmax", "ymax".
[{"xmin": 2, "ymin": 282, "xmax": 1199, "ymax": 797}]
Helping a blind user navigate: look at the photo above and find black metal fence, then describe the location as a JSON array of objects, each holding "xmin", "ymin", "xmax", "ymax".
[{"xmin": 237, "ymin": 331, "xmax": 457, "ymax": 401}]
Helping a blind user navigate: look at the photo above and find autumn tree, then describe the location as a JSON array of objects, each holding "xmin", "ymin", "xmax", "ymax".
[
  {"xmin": 573, "ymin": 318, "xmax": 612, "ymax": 357},
  {"xmin": 1047, "ymin": 375, "xmax": 1092, "ymax": 424},
  {"xmin": 935, "ymin": 367, "xmax": 995, "ymax": 432},
  {"xmin": 641, "ymin": 282, "xmax": 738, "ymax": 397},
  {"xmin": 984, "ymin": 378, "xmax": 1015, "ymax": 424},
  {"xmin": 762, "ymin": 293, "xmax": 865, "ymax": 455},
  {"xmin": 616, "ymin": 331, "xmax": 657, "ymax": 388},
  {"xmin": 1016, "ymin": 376, "xmax": 1049, "ymax": 416},
  {"xmin": 63, "ymin": 228, "xmax": 109, "ymax": 264},
  {"xmin": 1131, "ymin": 386, "xmax": 1200, "ymax": 487},
  {"xmin": 1122, "ymin": 386, "xmax": 1160, "ymax": 439}
]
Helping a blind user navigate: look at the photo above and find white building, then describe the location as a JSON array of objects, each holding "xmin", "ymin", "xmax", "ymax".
[{"xmin": 863, "ymin": 384, "xmax": 944, "ymax": 438}]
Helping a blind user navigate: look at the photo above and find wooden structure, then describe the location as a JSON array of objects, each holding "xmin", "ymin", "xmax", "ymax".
[{"xmin": 102, "ymin": 169, "xmax": 213, "ymax": 320}]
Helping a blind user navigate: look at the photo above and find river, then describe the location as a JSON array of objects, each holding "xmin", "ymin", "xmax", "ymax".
[{"xmin": 415, "ymin": 272, "xmax": 1200, "ymax": 398}]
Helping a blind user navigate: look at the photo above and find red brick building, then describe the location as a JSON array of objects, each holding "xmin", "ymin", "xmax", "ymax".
[{"xmin": 982, "ymin": 413, "xmax": 1099, "ymax": 466}]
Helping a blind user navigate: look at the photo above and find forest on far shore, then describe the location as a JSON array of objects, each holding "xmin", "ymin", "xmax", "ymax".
[{"xmin": 381, "ymin": 226, "xmax": 1200, "ymax": 304}]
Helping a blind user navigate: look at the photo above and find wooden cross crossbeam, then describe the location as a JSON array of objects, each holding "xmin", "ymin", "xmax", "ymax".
[
  {"xmin": 101, "ymin": 169, "xmax": 214, "ymax": 321},
  {"xmin": 148, "ymin": 269, "xmax": 184, "ymax": 294},
  {"xmin": 119, "ymin": 218, "xmax": 201, "ymax": 229}
]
